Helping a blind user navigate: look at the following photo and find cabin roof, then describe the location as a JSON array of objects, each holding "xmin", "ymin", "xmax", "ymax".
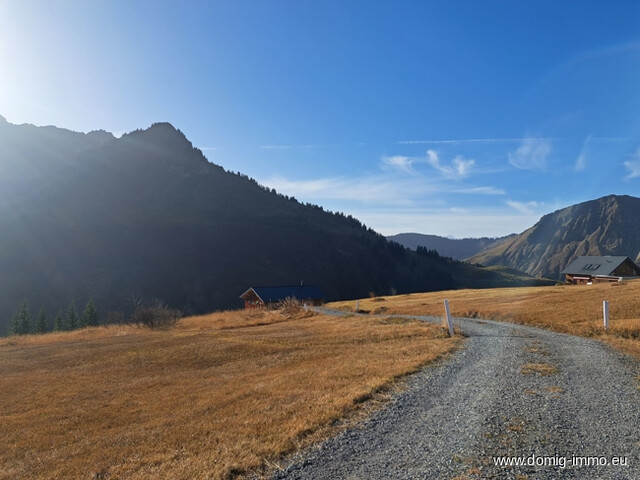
[
  {"xmin": 560, "ymin": 256, "xmax": 636, "ymax": 277},
  {"xmin": 240, "ymin": 285, "xmax": 325, "ymax": 303}
]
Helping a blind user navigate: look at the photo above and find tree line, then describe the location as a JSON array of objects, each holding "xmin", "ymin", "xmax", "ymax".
[{"xmin": 7, "ymin": 298, "xmax": 99, "ymax": 336}]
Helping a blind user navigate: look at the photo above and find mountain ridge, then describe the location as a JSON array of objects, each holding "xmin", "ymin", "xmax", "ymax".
[
  {"xmin": 387, "ymin": 233, "xmax": 516, "ymax": 260},
  {"xmin": 468, "ymin": 194, "xmax": 640, "ymax": 280},
  {"xmin": 0, "ymin": 117, "xmax": 546, "ymax": 334}
]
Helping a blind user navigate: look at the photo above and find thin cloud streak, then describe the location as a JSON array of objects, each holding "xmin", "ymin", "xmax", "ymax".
[
  {"xmin": 260, "ymin": 145, "xmax": 293, "ymax": 150},
  {"xmin": 453, "ymin": 186, "xmax": 506, "ymax": 195},
  {"xmin": 259, "ymin": 143, "xmax": 344, "ymax": 150},
  {"xmin": 398, "ymin": 137, "xmax": 560, "ymax": 145},
  {"xmin": 590, "ymin": 137, "xmax": 632, "ymax": 143}
]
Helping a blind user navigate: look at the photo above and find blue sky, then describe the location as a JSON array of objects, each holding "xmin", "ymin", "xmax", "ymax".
[{"xmin": 1, "ymin": 1, "xmax": 639, "ymax": 237}]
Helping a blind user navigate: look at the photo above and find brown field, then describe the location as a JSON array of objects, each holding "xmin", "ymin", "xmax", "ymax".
[
  {"xmin": 0, "ymin": 309, "xmax": 458, "ymax": 480},
  {"xmin": 330, "ymin": 279, "xmax": 640, "ymax": 359}
]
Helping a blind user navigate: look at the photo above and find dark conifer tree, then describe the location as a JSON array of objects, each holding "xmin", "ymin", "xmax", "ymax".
[
  {"xmin": 20, "ymin": 301, "xmax": 32, "ymax": 334},
  {"xmin": 8, "ymin": 304, "xmax": 22, "ymax": 336},
  {"xmin": 83, "ymin": 298, "xmax": 99, "ymax": 327},
  {"xmin": 79, "ymin": 302, "xmax": 88, "ymax": 328},
  {"xmin": 10, "ymin": 300, "xmax": 32, "ymax": 335},
  {"xmin": 66, "ymin": 301, "xmax": 78, "ymax": 331},
  {"xmin": 54, "ymin": 310, "xmax": 64, "ymax": 331},
  {"xmin": 36, "ymin": 308, "xmax": 48, "ymax": 334}
]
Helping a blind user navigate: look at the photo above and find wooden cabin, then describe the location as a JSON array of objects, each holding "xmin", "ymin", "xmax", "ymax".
[
  {"xmin": 240, "ymin": 285, "xmax": 326, "ymax": 309},
  {"xmin": 560, "ymin": 256, "xmax": 640, "ymax": 285}
]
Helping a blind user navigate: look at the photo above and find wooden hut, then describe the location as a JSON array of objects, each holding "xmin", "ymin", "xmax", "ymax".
[
  {"xmin": 560, "ymin": 256, "xmax": 640, "ymax": 285},
  {"xmin": 240, "ymin": 285, "xmax": 325, "ymax": 309}
]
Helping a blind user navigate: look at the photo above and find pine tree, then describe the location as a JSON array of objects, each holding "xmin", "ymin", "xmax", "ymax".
[
  {"xmin": 18, "ymin": 301, "xmax": 32, "ymax": 334},
  {"xmin": 9, "ymin": 300, "xmax": 32, "ymax": 335},
  {"xmin": 8, "ymin": 304, "xmax": 22, "ymax": 336},
  {"xmin": 83, "ymin": 298, "xmax": 99, "ymax": 327},
  {"xmin": 36, "ymin": 308, "xmax": 48, "ymax": 334},
  {"xmin": 79, "ymin": 302, "xmax": 88, "ymax": 328},
  {"xmin": 66, "ymin": 301, "xmax": 78, "ymax": 331},
  {"xmin": 54, "ymin": 310, "xmax": 64, "ymax": 331}
]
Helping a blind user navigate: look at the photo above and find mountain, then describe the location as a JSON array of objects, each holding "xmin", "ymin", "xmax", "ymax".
[
  {"xmin": 0, "ymin": 118, "xmax": 545, "ymax": 334},
  {"xmin": 387, "ymin": 233, "xmax": 515, "ymax": 260},
  {"xmin": 468, "ymin": 195, "xmax": 640, "ymax": 280}
]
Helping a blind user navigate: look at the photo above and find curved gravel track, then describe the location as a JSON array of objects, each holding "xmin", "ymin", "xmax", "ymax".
[{"xmin": 273, "ymin": 312, "xmax": 640, "ymax": 479}]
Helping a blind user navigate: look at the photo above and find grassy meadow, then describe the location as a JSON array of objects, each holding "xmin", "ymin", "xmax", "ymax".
[
  {"xmin": 0, "ymin": 308, "xmax": 458, "ymax": 479},
  {"xmin": 330, "ymin": 279, "xmax": 640, "ymax": 359}
]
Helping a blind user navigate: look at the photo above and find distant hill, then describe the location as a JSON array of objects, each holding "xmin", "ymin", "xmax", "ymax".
[
  {"xmin": 468, "ymin": 195, "xmax": 640, "ymax": 280},
  {"xmin": 387, "ymin": 233, "xmax": 515, "ymax": 260},
  {"xmin": 0, "ymin": 117, "xmax": 546, "ymax": 334}
]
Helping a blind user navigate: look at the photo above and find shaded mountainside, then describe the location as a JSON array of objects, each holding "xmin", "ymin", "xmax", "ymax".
[
  {"xmin": 0, "ymin": 118, "xmax": 541, "ymax": 334},
  {"xmin": 468, "ymin": 195, "xmax": 640, "ymax": 280},
  {"xmin": 387, "ymin": 233, "xmax": 515, "ymax": 260}
]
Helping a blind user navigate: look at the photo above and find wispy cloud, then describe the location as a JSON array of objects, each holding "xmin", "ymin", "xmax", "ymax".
[
  {"xmin": 259, "ymin": 171, "xmax": 556, "ymax": 237},
  {"xmin": 260, "ymin": 174, "xmax": 439, "ymax": 206},
  {"xmin": 380, "ymin": 150, "xmax": 477, "ymax": 179},
  {"xmin": 575, "ymin": 135, "xmax": 591, "ymax": 172},
  {"xmin": 381, "ymin": 155, "xmax": 418, "ymax": 175},
  {"xmin": 623, "ymin": 147, "xmax": 640, "ymax": 180},
  {"xmin": 506, "ymin": 199, "xmax": 543, "ymax": 215},
  {"xmin": 427, "ymin": 150, "xmax": 475, "ymax": 179},
  {"xmin": 508, "ymin": 138, "xmax": 552, "ymax": 170},
  {"xmin": 200, "ymin": 146, "xmax": 219, "ymax": 151}
]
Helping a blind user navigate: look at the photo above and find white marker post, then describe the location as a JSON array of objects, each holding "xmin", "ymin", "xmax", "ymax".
[
  {"xmin": 444, "ymin": 299, "xmax": 454, "ymax": 337},
  {"xmin": 603, "ymin": 300, "xmax": 610, "ymax": 330},
  {"xmin": 355, "ymin": 300, "xmax": 360, "ymax": 313}
]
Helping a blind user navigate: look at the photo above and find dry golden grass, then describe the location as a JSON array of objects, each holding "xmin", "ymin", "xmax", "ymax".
[
  {"xmin": 330, "ymin": 279, "xmax": 640, "ymax": 359},
  {"xmin": 520, "ymin": 363, "xmax": 559, "ymax": 376},
  {"xmin": 0, "ymin": 309, "xmax": 458, "ymax": 480}
]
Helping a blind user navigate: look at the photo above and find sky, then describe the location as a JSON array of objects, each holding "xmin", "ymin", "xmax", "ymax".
[{"xmin": 1, "ymin": 1, "xmax": 639, "ymax": 237}]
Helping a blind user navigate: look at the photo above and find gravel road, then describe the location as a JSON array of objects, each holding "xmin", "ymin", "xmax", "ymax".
[{"xmin": 273, "ymin": 312, "xmax": 640, "ymax": 479}]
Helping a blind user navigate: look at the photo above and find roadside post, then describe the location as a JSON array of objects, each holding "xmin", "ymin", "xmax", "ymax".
[
  {"xmin": 444, "ymin": 299, "xmax": 454, "ymax": 337},
  {"xmin": 603, "ymin": 300, "xmax": 610, "ymax": 330},
  {"xmin": 355, "ymin": 300, "xmax": 360, "ymax": 313}
]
